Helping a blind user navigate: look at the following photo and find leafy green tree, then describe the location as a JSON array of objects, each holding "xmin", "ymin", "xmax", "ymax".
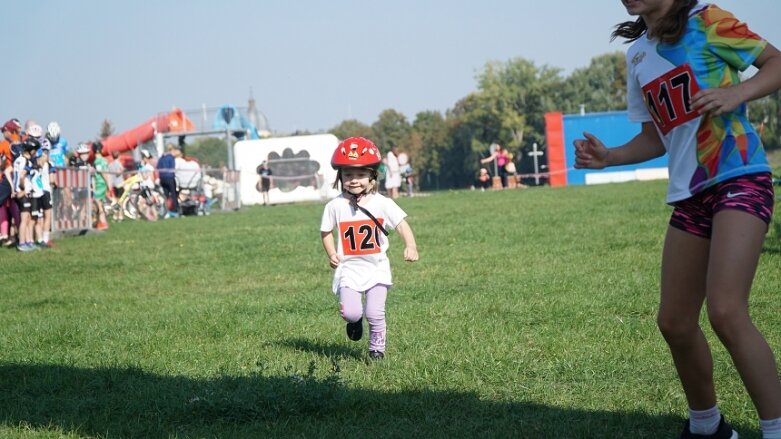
[
  {"xmin": 322, "ymin": 51, "xmax": 722, "ymax": 190},
  {"xmin": 371, "ymin": 109, "xmax": 411, "ymax": 152},
  {"xmin": 330, "ymin": 119, "xmax": 373, "ymax": 140},
  {"xmin": 475, "ymin": 58, "xmax": 565, "ymax": 157},
  {"xmin": 559, "ymin": 52, "xmax": 628, "ymax": 114},
  {"xmin": 185, "ymin": 137, "xmax": 228, "ymax": 168},
  {"xmin": 440, "ymin": 94, "xmax": 498, "ymax": 188},
  {"xmin": 409, "ymin": 110, "xmax": 449, "ymax": 190},
  {"xmin": 99, "ymin": 119, "xmax": 114, "ymax": 139}
]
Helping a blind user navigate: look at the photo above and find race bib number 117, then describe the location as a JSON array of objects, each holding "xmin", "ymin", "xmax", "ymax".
[{"xmin": 642, "ymin": 63, "xmax": 701, "ymax": 135}]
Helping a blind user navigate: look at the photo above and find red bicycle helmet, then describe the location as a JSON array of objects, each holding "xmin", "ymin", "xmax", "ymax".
[{"xmin": 331, "ymin": 136, "xmax": 382, "ymax": 169}]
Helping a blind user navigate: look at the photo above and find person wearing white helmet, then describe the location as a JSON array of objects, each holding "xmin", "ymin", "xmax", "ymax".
[
  {"xmin": 68, "ymin": 143, "xmax": 90, "ymax": 169},
  {"xmin": 34, "ymin": 146, "xmax": 55, "ymax": 247},
  {"xmin": 26, "ymin": 124, "xmax": 51, "ymax": 151},
  {"xmin": 46, "ymin": 122, "xmax": 69, "ymax": 168},
  {"xmin": 46, "ymin": 122, "xmax": 60, "ymax": 140}
]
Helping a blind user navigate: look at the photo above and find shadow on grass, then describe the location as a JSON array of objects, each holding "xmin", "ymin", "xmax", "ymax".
[
  {"xmin": 0, "ymin": 362, "xmax": 716, "ymax": 438},
  {"xmin": 278, "ymin": 337, "xmax": 365, "ymax": 361}
]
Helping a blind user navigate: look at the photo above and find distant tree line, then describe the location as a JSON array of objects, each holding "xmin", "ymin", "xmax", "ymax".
[
  {"xmin": 325, "ymin": 52, "xmax": 781, "ymax": 190},
  {"xmin": 115, "ymin": 52, "xmax": 779, "ymax": 187}
]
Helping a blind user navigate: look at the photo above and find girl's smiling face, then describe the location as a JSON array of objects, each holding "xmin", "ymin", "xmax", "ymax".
[{"xmin": 341, "ymin": 167, "xmax": 374, "ymax": 195}]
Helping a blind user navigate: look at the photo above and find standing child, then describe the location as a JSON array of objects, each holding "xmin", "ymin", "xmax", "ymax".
[
  {"xmin": 575, "ymin": 1, "xmax": 781, "ymax": 437},
  {"xmin": 320, "ymin": 137, "xmax": 418, "ymax": 360},
  {"xmin": 36, "ymin": 148, "xmax": 55, "ymax": 247},
  {"xmin": 28, "ymin": 148, "xmax": 47, "ymax": 247},
  {"xmin": 12, "ymin": 139, "xmax": 40, "ymax": 252}
]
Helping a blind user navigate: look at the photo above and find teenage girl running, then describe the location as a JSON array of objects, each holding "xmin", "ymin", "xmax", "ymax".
[{"xmin": 575, "ymin": 1, "xmax": 781, "ymax": 437}]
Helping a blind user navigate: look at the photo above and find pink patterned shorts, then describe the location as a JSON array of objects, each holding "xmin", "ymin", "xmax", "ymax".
[{"xmin": 669, "ymin": 173, "xmax": 774, "ymax": 239}]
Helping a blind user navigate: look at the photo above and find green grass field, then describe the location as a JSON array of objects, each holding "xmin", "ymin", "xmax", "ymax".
[{"xmin": 1, "ymin": 177, "xmax": 779, "ymax": 438}]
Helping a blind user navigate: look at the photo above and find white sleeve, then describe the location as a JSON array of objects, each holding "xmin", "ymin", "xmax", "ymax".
[
  {"xmin": 626, "ymin": 55, "xmax": 654, "ymax": 123},
  {"xmin": 320, "ymin": 202, "xmax": 336, "ymax": 232},
  {"xmin": 381, "ymin": 198, "xmax": 407, "ymax": 230}
]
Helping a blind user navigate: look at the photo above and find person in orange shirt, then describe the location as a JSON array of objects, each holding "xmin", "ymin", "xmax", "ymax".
[{"xmin": 0, "ymin": 119, "xmax": 22, "ymax": 246}]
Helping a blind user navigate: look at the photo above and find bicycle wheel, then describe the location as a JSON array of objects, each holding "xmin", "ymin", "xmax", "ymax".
[
  {"xmin": 122, "ymin": 194, "xmax": 140, "ymax": 220},
  {"xmin": 142, "ymin": 199, "xmax": 158, "ymax": 221}
]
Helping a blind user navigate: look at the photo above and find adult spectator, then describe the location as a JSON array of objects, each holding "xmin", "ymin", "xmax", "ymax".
[
  {"xmin": 108, "ymin": 151, "xmax": 125, "ymax": 221},
  {"xmin": 2, "ymin": 119, "xmax": 23, "ymax": 245},
  {"xmin": 175, "ymin": 150, "xmax": 202, "ymax": 216},
  {"xmin": 157, "ymin": 143, "xmax": 178, "ymax": 218},
  {"xmin": 384, "ymin": 145, "xmax": 401, "ymax": 199},
  {"xmin": 174, "ymin": 147, "xmax": 200, "ymax": 192},
  {"xmin": 91, "ymin": 143, "xmax": 110, "ymax": 230},
  {"xmin": 0, "ymin": 128, "xmax": 13, "ymax": 247},
  {"xmin": 480, "ymin": 143, "xmax": 510, "ymax": 188},
  {"xmin": 255, "ymin": 160, "xmax": 273, "ymax": 205}
]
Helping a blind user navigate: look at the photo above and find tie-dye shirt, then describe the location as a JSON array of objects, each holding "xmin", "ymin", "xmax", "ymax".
[{"xmin": 626, "ymin": 2, "xmax": 769, "ymax": 203}]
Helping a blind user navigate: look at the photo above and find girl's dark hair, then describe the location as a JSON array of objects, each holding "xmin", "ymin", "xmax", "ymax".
[{"xmin": 611, "ymin": 0, "xmax": 697, "ymax": 44}]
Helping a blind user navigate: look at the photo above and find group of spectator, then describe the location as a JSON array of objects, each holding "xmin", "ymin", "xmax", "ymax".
[
  {"xmin": 382, "ymin": 145, "xmax": 415, "ymax": 199},
  {"xmin": 0, "ymin": 115, "xmax": 208, "ymax": 252},
  {"xmin": 0, "ymin": 118, "xmax": 65, "ymax": 251},
  {"xmin": 476, "ymin": 143, "xmax": 526, "ymax": 190}
]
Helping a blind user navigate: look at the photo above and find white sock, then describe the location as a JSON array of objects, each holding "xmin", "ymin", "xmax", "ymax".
[
  {"xmin": 761, "ymin": 417, "xmax": 781, "ymax": 439},
  {"xmin": 689, "ymin": 405, "xmax": 721, "ymax": 435},
  {"xmin": 43, "ymin": 231, "xmax": 50, "ymax": 242}
]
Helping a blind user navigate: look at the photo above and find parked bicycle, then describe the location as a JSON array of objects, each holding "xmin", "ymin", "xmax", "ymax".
[{"xmin": 113, "ymin": 173, "xmax": 165, "ymax": 221}]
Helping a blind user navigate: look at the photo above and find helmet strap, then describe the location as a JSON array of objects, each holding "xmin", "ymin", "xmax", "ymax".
[{"xmin": 348, "ymin": 192, "xmax": 388, "ymax": 236}]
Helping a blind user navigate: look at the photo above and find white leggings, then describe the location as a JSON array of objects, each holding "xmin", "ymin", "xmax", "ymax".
[{"xmin": 339, "ymin": 284, "xmax": 388, "ymax": 352}]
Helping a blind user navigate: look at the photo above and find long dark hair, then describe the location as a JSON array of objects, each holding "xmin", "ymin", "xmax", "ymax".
[{"xmin": 611, "ymin": 0, "xmax": 697, "ymax": 44}]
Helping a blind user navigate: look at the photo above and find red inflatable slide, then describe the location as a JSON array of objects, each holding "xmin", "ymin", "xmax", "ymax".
[{"xmin": 96, "ymin": 108, "xmax": 194, "ymax": 155}]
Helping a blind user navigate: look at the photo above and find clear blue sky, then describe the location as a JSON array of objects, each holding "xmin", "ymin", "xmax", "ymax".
[{"xmin": 7, "ymin": 0, "xmax": 780, "ymax": 143}]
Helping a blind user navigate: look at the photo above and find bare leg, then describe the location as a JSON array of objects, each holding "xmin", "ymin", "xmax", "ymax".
[
  {"xmin": 706, "ymin": 210, "xmax": 781, "ymax": 419},
  {"xmin": 658, "ymin": 226, "xmax": 716, "ymax": 410}
]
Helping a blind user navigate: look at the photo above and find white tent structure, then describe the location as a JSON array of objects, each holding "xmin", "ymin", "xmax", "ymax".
[{"xmin": 234, "ymin": 134, "xmax": 340, "ymax": 205}]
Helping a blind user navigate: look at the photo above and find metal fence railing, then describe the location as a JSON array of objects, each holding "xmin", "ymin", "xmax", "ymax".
[
  {"xmin": 52, "ymin": 168, "xmax": 92, "ymax": 234},
  {"xmin": 50, "ymin": 165, "xmax": 241, "ymax": 234}
]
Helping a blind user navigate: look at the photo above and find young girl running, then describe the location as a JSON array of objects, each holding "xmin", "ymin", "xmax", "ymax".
[
  {"xmin": 575, "ymin": 1, "xmax": 781, "ymax": 437},
  {"xmin": 320, "ymin": 137, "xmax": 418, "ymax": 360}
]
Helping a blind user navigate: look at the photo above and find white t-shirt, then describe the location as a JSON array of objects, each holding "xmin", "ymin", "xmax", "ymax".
[
  {"xmin": 175, "ymin": 157, "xmax": 202, "ymax": 189},
  {"xmin": 320, "ymin": 192, "xmax": 407, "ymax": 293},
  {"xmin": 385, "ymin": 151, "xmax": 401, "ymax": 189},
  {"xmin": 140, "ymin": 163, "xmax": 156, "ymax": 189},
  {"xmin": 41, "ymin": 161, "xmax": 53, "ymax": 192},
  {"xmin": 29, "ymin": 166, "xmax": 45, "ymax": 198},
  {"xmin": 12, "ymin": 156, "xmax": 29, "ymax": 193},
  {"xmin": 625, "ymin": 2, "xmax": 769, "ymax": 203}
]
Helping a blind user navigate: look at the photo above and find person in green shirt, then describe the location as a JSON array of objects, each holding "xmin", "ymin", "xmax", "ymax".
[{"xmin": 91, "ymin": 143, "xmax": 110, "ymax": 230}]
